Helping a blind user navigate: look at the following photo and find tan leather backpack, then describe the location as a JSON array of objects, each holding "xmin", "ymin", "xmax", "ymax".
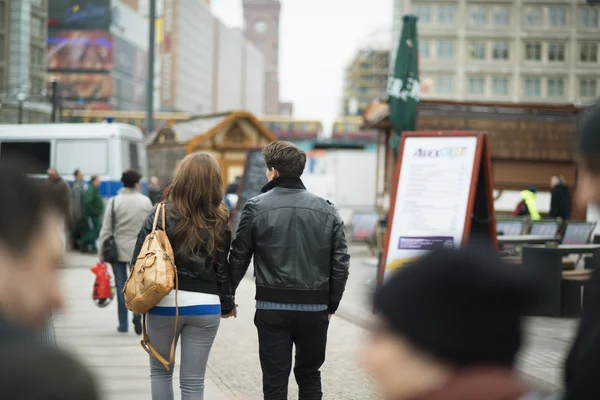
[{"xmin": 124, "ymin": 203, "xmax": 178, "ymax": 371}]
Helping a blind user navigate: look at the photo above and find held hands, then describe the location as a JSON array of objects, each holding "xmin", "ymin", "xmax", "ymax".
[{"xmin": 222, "ymin": 304, "xmax": 239, "ymax": 319}]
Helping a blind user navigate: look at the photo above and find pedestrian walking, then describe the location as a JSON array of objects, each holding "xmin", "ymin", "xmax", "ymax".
[
  {"xmin": 229, "ymin": 141, "xmax": 351, "ymax": 400},
  {"xmin": 361, "ymin": 247, "xmax": 539, "ymax": 400},
  {"xmin": 131, "ymin": 153, "xmax": 236, "ymax": 400},
  {"xmin": 98, "ymin": 169, "xmax": 153, "ymax": 334},
  {"xmin": 515, "ymin": 186, "xmax": 541, "ymax": 220},
  {"xmin": 563, "ymin": 101, "xmax": 600, "ymax": 400},
  {"xmin": 148, "ymin": 176, "xmax": 163, "ymax": 205},
  {"xmin": 0, "ymin": 158, "xmax": 99, "ymax": 399},
  {"xmin": 81, "ymin": 176, "xmax": 103, "ymax": 253},
  {"xmin": 70, "ymin": 169, "xmax": 87, "ymax": 250},
  {"xmin": 549, "ymin": 175, "xmax": 571, "ymax": 220}
]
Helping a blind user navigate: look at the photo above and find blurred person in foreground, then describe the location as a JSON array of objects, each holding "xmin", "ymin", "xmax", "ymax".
[
  {"xmin": 81, "ymin": 175, "xmax": 104, "ymax": 253},
  {"xmin": 563, "ymin": 101, "xmax": 600, "ymax": 400},
  {"xmin": 0, "ymin": 159, "xmax": 99, "ymax": 399},
  {"xmin": 229, "ymin": 141, "xmax": 350, "ymax": 400},
  {"xmin": 98, "ymin": 169, "xmax": 153, "ymax": 334},
  {"xmin": 39, "ymin": 174, "xmax": 71, "ymax": 346},
  {"xmin": 70, "ymin": 168, "xmax": 87, "ymax": 250},
  {"xmin": 361, "ymin": 247, "xmax": 539, "ymax": 400}
]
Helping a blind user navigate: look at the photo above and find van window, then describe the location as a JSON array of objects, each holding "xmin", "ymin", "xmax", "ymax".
[
  {"xmin": 0, "ymin": 141, "xmax": 50, "ymax": 174},
  {"xmin": 56, "ymin": 140, "xmax": 108, "ymax": 176},
  {"xmin": 129, "ymin": 142, "xmax": 140, "ymax": 171}
]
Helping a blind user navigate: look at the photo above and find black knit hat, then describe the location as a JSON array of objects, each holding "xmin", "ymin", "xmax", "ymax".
[
  {"xmin": 576, "ymin": 101, "xmax": 600, "ymax": 156},
  {"xmin": 374, "ymin": 246, "xmax": 539, "ymax": 367}
]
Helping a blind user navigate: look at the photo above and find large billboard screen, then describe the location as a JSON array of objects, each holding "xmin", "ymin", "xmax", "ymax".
[
  {"xmin": 54, "ymin": 72, "xmax": 112, "ymax": 102},
  {"xmin": 48, "ymin": 0, "xmax": 114, "ymax": 30},
  {"xmin": 47, "ymin": 30, "xmax": 112, "ymax": 72}
]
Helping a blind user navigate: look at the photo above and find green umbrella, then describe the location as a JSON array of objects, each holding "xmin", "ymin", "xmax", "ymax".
[{"xmin": 388, "ymin": 14, "xmax": 420, "ymax": 159}]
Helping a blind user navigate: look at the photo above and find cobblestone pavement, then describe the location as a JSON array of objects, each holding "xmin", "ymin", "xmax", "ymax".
[{"xmin": 59, "ymin": 252, "xmax": 379, "ymax": 399}]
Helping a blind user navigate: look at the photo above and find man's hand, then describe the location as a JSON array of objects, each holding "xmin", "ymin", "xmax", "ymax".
[
  {"xmin": 222, "ymin": 304, "xmax": 239, "ymax": 319},
  {"xmin": 328, "ymin": 314, "xmax": 332, "ymax": 321}
]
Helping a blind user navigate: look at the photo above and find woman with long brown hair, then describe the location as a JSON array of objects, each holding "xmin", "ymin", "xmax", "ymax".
[{"xmin": 131, "ymin": 153, "xmax": 236, "ymax": 400}]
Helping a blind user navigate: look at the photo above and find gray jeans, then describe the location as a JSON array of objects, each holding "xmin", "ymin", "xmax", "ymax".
[{"xmin": 147, "ymin": 314, "xmax": 220, "ymax": 400}]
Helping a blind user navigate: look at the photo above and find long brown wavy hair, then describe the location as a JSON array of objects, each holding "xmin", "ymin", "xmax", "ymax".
[{"xmin": 164, "ymin": 153, "xmax": 229, "ymax": 259}]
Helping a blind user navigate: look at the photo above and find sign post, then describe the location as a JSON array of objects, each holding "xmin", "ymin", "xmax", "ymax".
[{"xmin": 377, "ymin": 131, "xmax": 496, "ymax": 287}]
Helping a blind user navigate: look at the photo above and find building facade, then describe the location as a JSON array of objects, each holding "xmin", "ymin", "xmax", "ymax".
[
  {"xmin": 392, "ymin": 0, "xmax": 600, "ymax": 104},
  {"xmin": 160, "ymin": 0, "xmax": 265, "ymax": 116},
  {"xmin": 243, "ymin": 0, "xmax": 291, "ymax": 115},
  {"xmin": 0, "ymin": 0, "xmax": 51, "ymax": 123},
  {"xmin": 342, "ymin": 48, "xmax": 390, "ymax": 116}
]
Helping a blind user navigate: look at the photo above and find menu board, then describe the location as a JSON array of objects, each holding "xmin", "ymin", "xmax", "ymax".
[
  {"xmin": 232, "ymin": 149, "xmax": 268, "ymax": 237},
  {"xmin": 380, "ymin": 135, "xmax": 479, "ymax": 283}
]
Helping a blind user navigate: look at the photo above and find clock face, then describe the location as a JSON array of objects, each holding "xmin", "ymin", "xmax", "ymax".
[{"xmin": 254, "ymin": 19, "xmax": 267, "ymax": 33}]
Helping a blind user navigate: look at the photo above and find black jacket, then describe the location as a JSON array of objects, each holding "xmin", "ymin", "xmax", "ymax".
[
  {"xmin": 550, "ymin": 183, "xmax": 571, "ymax": 219},
  {"xmin": 564, "ymin": 256, "xmax": 600, "ymax": 399},
  {"xmin": 228, "ymin": 177, "xmax": 350, "ymax": 314},
  {"xmin": 131, "ymin": 205, "xmax": 235, "ymax": 314}
]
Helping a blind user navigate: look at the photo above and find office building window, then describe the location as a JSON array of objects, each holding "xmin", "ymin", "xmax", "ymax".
[
  {"xmin": 470, "ymin": 6, "xmax": 488, "ymax": 25},
  {"xmin": 437, "ymin": 40, "xmax": 454, "ymax": 59},
  {"xmin": 547, "ymin": 78, "xmax": 565, "ymax": 97},
  {"xmin": 420, "ymin": 40, "xmax": 431, "ymax": 59},
  {"xmin": 492, "ymin": 77, "xmax": 509, "ymax": 95},
  {"xmin": 492, "ymin": 42, "xmax": 510, "ymax": 60},
  {"xmin": 524, "ymin": 78, "xmax": 541, "ymax": 96},
  {"xmin": 469, "ymin": 41, "xmax": 486, "ymax": 60},
  {"xmin": 581, "ymin": 8, "xmax": 599, "ymax": 28},
  {"xmin": 435, "ymin": 76, "xmax": 453, "ymax": 94},
  {"xmin": 31, "ymin": 16, "xmax": 44, "ymax": 38},
  {"xmin": 580, "ymin": 78, "xmax": 597, "ymax": 97},
  {"xmin": 468, "ymin": 76, "xmax": 485, "ymax": 95},
  {"xmin": 30, "ymin": 46, "xmax": 43, "ymax": 68},
  {"xmin": 438, "ymin": 5, "xmax": 456, "ymax": 24},
  {"xmin": 493, "ymin": 7, "xmax": 510, "ymax": 26},
  {"xmin": 549, "ymin": 7, "xmax": 567, "ymax": 26},
  {"xmin": 413, "ymin": 4, "xmax": 432, "ymax": 23},
  {"xmin": 548, "ymin": 43, "xmax": 565, "ymax": 62},
  {"xmin": 525, "ymin": 7, "xmax": 543, "ymax": 26},
  {"xmin": 580, "ymin": 43, "xmax": 598, "ymax": 63},
  {"xmin": 525, "ymin": 42, "xmax": 542, "ymax": 61}
]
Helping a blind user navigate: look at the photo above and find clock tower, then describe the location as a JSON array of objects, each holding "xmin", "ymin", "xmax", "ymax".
[{"xmin": 243, "ymin": 0, "xmax": 281, "ymax": 115}]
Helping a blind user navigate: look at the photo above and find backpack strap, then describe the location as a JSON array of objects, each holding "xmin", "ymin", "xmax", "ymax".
[{"xmin": 140, "ymin": 267, "xmax": 179, "ymax": 372}]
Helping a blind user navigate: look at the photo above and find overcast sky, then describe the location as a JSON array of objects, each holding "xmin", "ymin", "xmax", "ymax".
[{"xmin": 211, "ymin": 0, "xmax": 393, "ymax": 134}]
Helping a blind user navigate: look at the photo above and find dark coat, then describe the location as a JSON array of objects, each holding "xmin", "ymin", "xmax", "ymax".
[
  {"xmin": 550, "ymin": 183, "xmax": 571, "ymax": 219},
  {"xmin": 409, "ymin": 368, "xmax": 525, "ymax": 400},
  {"xmin": 228, "ymin": 177, "xmax": 350, "ymax": 313}
]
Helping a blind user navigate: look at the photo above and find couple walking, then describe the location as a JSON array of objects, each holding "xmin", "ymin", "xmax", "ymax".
[{"xmin": 131, "ymin": 141, "xmax": 350, "ymax": 400}]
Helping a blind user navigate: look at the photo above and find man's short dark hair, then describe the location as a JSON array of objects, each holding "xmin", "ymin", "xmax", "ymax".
[
  {"xmin": 262, "ymin": 141, "xmax": 306, "ymax": 178},
  {"xmin": 73, "ymin": 169, "xmax": 80, "ymax": 178},
  {"xmin": 90, "ymin": 175, "xmax": 99, "ymax": 183},
  {"xmin": 0, "ymin": 159, "xmax": 56, "ymax": 257},
  {"xmin": 121, "ymin": 169, "xmax": 142, "ymax": 188}
]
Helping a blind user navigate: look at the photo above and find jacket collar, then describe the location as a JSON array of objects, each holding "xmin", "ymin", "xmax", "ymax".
[
  {"xmin": 261, "ymin": 177, "xmax": 306, "ymax": 193},
  {"xmin": 118, "ymin": 187, "xmax": 139, "ymax": 195}
]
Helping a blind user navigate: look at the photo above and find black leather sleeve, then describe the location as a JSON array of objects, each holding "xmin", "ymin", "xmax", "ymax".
[
  {"xmin": 130, "ymin": 211, "xmax": 155, "ymax": 266},
  {"xmin": 229, "ymin": 201, "xmax": 256, "ymax": 293},
  {"xmin": 327, "ymin": 211, "xmax": 351, "ymax": 314},
  {"xmin": 215, "ymin": 229, "xmax": 235, "ymax": 314}
]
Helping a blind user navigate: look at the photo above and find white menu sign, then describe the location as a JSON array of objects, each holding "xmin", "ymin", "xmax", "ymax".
[{"xmin": 382, "ymin": 136, "xmax": 478, "ymax": 282}]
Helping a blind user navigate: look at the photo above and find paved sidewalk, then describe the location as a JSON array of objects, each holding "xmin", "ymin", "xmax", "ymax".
[{"xmin": 57, "ymin": 252, "xmax": 379, "ymax": 399}]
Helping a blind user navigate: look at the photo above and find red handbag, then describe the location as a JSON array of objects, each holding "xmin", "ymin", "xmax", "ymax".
[{"xmin": 91, "ymin": 262, "xmax": 114, "ymax": 308}]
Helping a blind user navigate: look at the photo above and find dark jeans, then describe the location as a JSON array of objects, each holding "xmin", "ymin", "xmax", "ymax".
[
  {"xmin": 112, "ymin": 262, "xmax": 131, "ymax": 332},
  {"xmin": 81, "ymin": 216, "xmax": 101, "ymax": 252},
  {"xmin": 254, "ymin": 310, "xmax": 329, "ymax": 400}
]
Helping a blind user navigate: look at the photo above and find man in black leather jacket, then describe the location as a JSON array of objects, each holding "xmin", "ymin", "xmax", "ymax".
[{"xmin": 229, "ymin": 141, "xmax": 350, "ymax": 400}]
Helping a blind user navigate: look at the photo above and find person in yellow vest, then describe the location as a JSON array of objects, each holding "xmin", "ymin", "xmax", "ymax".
[{"xmin": 517, "ymin": 186, "xmax": 541, "ymax": 220}]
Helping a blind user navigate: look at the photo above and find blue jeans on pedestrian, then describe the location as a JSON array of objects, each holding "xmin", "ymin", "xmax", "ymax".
[{"xmin": 112, "ymin": 262, "xmax": 130, "ymax": 332}]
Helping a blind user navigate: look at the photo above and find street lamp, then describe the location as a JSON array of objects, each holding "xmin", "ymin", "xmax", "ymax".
[{"xmin": 17, "ymin": 92, "xmax": 26, "ymax": 124}]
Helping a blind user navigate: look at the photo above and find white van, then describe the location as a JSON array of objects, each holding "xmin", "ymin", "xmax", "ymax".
[{"xmin": 0, "ymin": 123, "xmax": 148, "ymax": 198}]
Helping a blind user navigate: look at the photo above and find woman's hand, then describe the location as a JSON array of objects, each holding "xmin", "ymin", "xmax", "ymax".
[{"xmin": 221, "ymin": 304, "xmax": 239, "ymax": 319}]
